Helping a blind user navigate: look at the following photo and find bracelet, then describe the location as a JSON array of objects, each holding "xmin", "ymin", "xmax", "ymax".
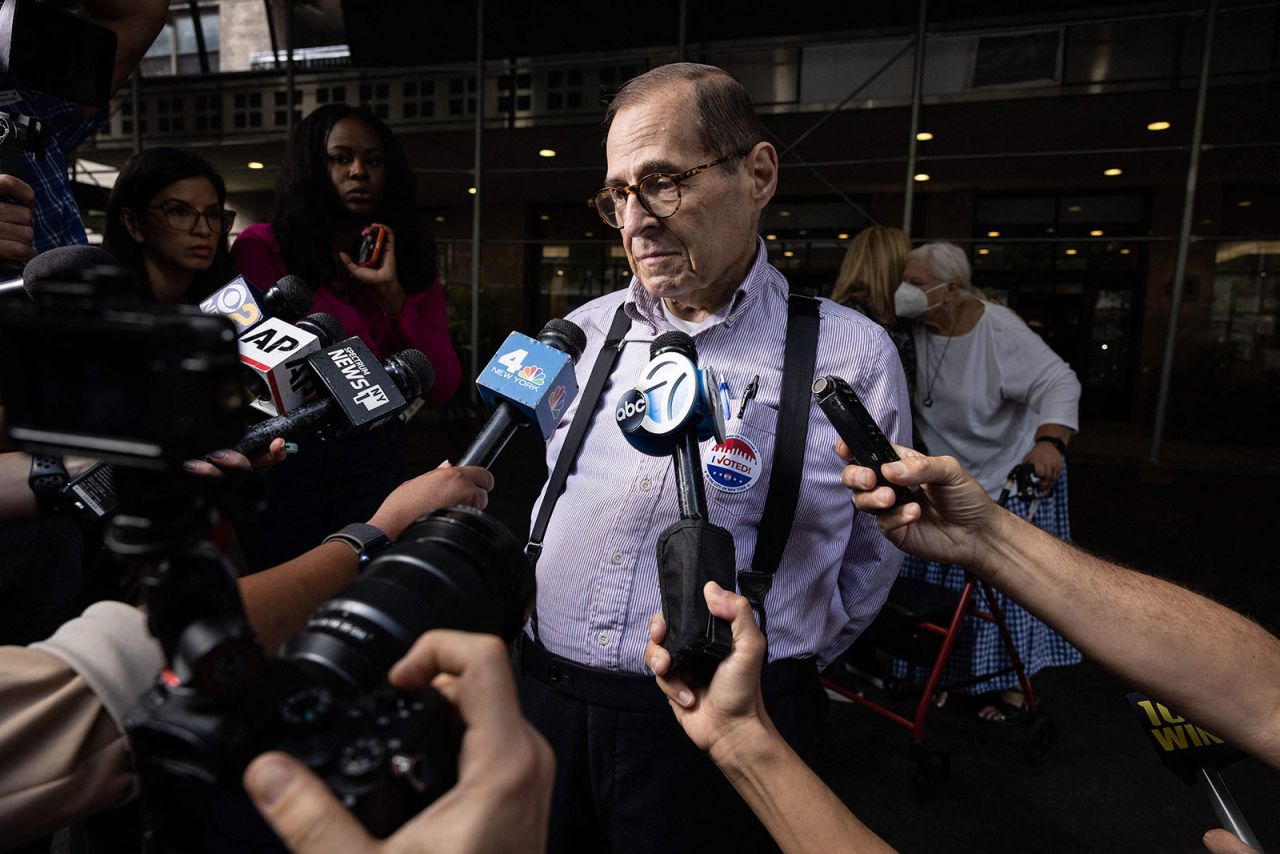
[
  {"xmin": 1034, "ymin": 435, "xmax": 1068, "ymax": 457},
  {"xmin": 322, "ymin": 522, "xmax": 392, "ymax": 571}
]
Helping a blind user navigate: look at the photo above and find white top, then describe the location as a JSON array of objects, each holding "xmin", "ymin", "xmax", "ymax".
[{"xmin": 913, "ymin": 300, "xmax": 1081, "ymax": 497}]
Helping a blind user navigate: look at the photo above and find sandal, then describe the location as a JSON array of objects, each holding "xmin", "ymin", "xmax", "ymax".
[{"xmin": 976, "ymin": 690, "xmax": 1026, "ymax": 724}]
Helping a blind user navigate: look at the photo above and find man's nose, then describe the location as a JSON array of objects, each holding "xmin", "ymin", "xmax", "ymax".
[{"xmin": 619, "ymin": 193, "xmax": 659, "ymax": 240}]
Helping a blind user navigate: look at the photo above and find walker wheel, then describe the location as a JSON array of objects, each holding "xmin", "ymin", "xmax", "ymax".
[
  {"xmin": 909, "ymin": 743, "xmax": 950, "ymax": 800},
  {"xmin": 1021, "ymin": 712, "xmax": 1057, "ymax": 766}
]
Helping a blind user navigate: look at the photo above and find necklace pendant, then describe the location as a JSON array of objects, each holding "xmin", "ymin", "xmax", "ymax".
[{"xmin": 923, "ymin": 396, "xmax": 932, "ymax": 407}]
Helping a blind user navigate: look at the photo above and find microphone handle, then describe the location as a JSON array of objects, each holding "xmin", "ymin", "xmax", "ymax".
[
  {"xmin": 235, "ymin": 397, "xmax": 332, "ymax": 457},
  {"xmin": 456, "ymin": 402, "xmax": 524, "ymax": 469},
  {"xmin": 1199, "ymin": 767, "xmax": 1262, "ymax": 851},
  {"xmin": 673, "ymin": 430, "xmax": 708, "ymax": 521}
]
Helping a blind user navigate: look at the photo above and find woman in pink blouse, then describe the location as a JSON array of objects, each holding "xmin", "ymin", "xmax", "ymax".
[{"xmin": 232, "ymin": 104, "xmax": 462, "ymax": 568}]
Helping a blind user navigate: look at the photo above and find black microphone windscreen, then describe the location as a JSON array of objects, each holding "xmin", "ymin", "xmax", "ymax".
[
  {"xmin": 651, "ymin": 330, "xmax": 697, "ymax": 360},
  {"xmin": 297, "ymin": 311, "xmax": 345, "ymax": 346},
  {"xmin": 391, "ymin": 348, "xmax": 434, "ymax": 397},
  {"xmin": 23, "ymin": 245, "xmax": 119, "ymax": 296},
  {"xmin": 263, "ymin": 274, "xmax": 314, "ymax": 321},
  {"xmin": 538, "ymin": 318, "xmax": 588, "ymax": 361}
]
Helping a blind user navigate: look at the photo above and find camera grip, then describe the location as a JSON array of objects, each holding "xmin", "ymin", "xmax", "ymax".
[{"xmin": 655, "ymin": 518, "xmax": 736, "ymax": 681}]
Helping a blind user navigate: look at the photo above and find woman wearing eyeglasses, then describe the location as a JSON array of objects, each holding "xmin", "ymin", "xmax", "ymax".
[{"xmin": 104, "ymin": 147, "xmax": 236, "ymax": 305}]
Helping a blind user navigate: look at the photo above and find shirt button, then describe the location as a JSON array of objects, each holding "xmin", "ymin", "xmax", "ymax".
[
  {"xmin": 597, "ymin": 632, "xmax": 610, "ymax": 646},
  {"xmin": 639, "ymin": 479, "xmax": 653, "ymax": 492},
  {"xmin": 611, "ymin": 551, "xmax": 624, "ymax": 565}
]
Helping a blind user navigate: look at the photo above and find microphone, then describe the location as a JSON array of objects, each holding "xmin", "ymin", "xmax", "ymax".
[
  {"xmin": 9, "ymin": 245, "xmax": 120, "ymax": 304},
  {"xmin": 456, "ymin": 318, "xmax": 587, "ymax": 468},
  {"xmin": 615, "ymin": 331, "xmax": 733, "ymax": 678},
  {"xmin": 199, "ymin": 273, "xmax": 314, "ymax": 334},
  {"xmin": 236, "ymin": 343, "xmax": 433, "ymax": 456},
  {"xmin": 238, "ymin": 311, "xmax": 345, "ymax": 414},
  {"xmin": 1126, "ymin": 692, "xmax": 1261, "ymax": 850}
]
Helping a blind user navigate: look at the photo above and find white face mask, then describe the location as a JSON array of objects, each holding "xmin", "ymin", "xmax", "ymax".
[{"xmin": 894, "ymin": 281, "xmax": 946, "ymax": 319}]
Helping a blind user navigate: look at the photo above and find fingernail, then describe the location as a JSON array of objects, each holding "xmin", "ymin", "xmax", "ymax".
[
  {"xmin": 676, "ymin": 689, "xmax": 695, "ymax": 707},
  {"xmin": 247, "ymin": 756, "xmax": 294, "ymax": 806},
  {"xmin": 209, "ymin": 450, "xmax": 230, "ymax": 461},
  {"xmin": 182, "ymin": 460, "xmax": 201, "ymax": 472},
  {"xmin": 649, "ymin": 655, "xmax": 661, "ymax": 672}
]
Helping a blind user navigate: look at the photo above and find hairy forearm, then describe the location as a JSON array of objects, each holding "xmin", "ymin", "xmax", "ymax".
[
  {"xmin": 972, "ymin": 509, "xmax": 1280, "ymax": 767},
  {"xmin": 238, "ymin": 543, "xmax": 358, "ymax": 653},
  {"xmin": 712, "ymin": 720, "xmax": 895, "ymax": 854},
  {"xmin": 0, "ymin": 452, "xmax": 38, "ymax": 520}
]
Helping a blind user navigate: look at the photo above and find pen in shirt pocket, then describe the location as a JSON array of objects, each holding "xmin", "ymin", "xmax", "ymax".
[
  {"xmin": 736, "ymin": 375, "xmax": 760, "ymax": 420},
  {"xmin": 718, "ymin": 378, "xmax": 733, "ymax": 424}
]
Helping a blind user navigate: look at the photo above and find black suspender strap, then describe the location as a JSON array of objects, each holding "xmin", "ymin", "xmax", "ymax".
[
  {"xmin": 527, "ymin": 303, "xmax": 632, "ymax": 563},
  {"xmin": 737, "ymin": 294, "xmax": 821, "ymax": 637}
]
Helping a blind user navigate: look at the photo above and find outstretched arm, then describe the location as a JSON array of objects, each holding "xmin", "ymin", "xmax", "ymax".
[
  {"xmin": 844, "ymin": 446, "xmax": 1280, "ymax": 769},
  {"xmin": 647, "ymin": 583, "xmax": 896, "ymax": 854}
]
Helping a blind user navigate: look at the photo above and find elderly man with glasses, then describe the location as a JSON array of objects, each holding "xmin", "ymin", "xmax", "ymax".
[{"xmin": 515, "ymin": 62, "xmax": 910, "ymax": 852}]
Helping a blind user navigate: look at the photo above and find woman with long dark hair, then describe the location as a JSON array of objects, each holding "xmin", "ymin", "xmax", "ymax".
[
  {"xmin": 231, "ymin": 104, "xmax": 462, "ymax": 568},
  {"xmin": 104, "ymin": 147, "xmax": 235, "ymax": 305}
]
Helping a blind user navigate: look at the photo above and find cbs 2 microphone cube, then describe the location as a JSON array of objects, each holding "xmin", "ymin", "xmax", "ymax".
[
  {"xmin": 199, "ymin": 275, "xmax": 266, "ymax": 334},
  {"xmin": 477, "ymin": 332, "xmax": 578, "ymax": 440},
  {"xmin": 239, "ymin": 317, "xmax": 322, "ymax": 416},
  {"xmin": 307, "ymin": 337, "xmax": 406, "ymax": 430}
]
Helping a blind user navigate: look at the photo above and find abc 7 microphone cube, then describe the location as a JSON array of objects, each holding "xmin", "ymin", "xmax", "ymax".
[{"xmin": 240, "ymin": 318, "xmax": 323, "ymax": 416}]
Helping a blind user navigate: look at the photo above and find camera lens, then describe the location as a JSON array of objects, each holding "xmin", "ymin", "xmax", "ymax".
[{"xmin": 285, "ymin": 507, "xmax": 531, "ymax": 690}]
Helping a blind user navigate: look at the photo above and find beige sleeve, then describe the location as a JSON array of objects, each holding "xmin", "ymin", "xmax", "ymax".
[{"xmin": 0, "ymin": 647, "xmax": 135, "ymax": 847}]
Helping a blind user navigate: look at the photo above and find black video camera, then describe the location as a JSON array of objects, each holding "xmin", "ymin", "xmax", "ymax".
[{"xmin": 0, "ymin": 259, "xmax": 536, "ymax": 847}]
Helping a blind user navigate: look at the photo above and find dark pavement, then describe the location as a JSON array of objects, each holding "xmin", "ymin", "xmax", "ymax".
[{"xmin": 409, "ymin": 411, "xmax": 1280, "ymax": 852}]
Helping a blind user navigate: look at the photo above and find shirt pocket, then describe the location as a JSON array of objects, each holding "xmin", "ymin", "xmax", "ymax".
[{"xmin": 704, "ymin": 402, "xmax": 777, "ymax": 522}]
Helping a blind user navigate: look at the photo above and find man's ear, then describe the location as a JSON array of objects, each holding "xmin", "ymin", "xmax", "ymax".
[
  {"xmin": 745, "ymin": 141, "xmax": 778, "ymax": 212},
  {"xmin": 120, "ymin": 208, "xmax": 146, "ymax": 244}
]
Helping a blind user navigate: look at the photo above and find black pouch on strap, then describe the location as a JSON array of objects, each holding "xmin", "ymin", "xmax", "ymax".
[{"xmin": 656, "ymin": 517, "xmax": 737, "ymax": 680}]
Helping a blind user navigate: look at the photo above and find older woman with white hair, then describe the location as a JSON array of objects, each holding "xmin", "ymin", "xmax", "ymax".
[{"xmin": 892, "ymin": 241, "xmax": 1082, "ymax": 721}]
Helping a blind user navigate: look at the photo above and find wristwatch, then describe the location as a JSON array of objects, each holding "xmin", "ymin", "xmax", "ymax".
[
  {"xmin": 28, "ymin": 455, "xmax": 69, "ymax": 515},
  {"xmin": 1034, "ymin": 435, "xmax": 1068, "ymax": 458},
  {"xmin": 322, "ymin": 522, "xmax": 392, "ymax": 570}
]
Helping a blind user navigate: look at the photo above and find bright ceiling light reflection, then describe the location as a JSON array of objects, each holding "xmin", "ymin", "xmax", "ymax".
[
  {"xmin": 1104, "ymin": 168, "xmax": 1123, "ymax": 176},
  {"xmin": 916, "ymin": 131, "xmax": 934, "ymax": 141},
  {"xmin": 247, "ymin": 161, "xmax": 265, "ymax": 170},
  {"xmin": 913, "ymin": 173, "xmax": 930, "ymax": 182},
  {"xmin": 1146, "ymin": 121, "xmax": 1171, "ymax": 131},
  {"xmin": 538, "ymin": 149, "xmax": 557, "ymax": 158}
]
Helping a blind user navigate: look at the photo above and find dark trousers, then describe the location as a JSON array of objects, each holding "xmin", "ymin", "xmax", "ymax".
[{"xmin": 515, "ymin": 636, "xmax": 827, "ymax": 854}]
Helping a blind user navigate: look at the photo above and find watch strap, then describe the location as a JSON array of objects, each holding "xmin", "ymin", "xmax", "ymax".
[
  {"xmin": 323, "ymin": 522, "xmax": 391, "ymax": 569},
  {"xmin": 1035, "ymin": 435, "xmax": 1068, "ymax": 457},
  {"xmin": 28, "ymin": 455, "xmax": 69, "ymax": 515}
]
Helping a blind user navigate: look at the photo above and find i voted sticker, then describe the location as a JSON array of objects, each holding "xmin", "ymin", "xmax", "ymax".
[{"xmin": 705, "ymin": 435, "xmax": 762, "ymax": 493}]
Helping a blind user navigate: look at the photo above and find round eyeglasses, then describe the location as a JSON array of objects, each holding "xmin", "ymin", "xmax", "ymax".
[
  {"xmin": 149, "ymin": 202, "xmax": 237, "ymax": 234},
  {"xmin": 588, "ymin": 149, "xmax": 750, "ymax": 229}
]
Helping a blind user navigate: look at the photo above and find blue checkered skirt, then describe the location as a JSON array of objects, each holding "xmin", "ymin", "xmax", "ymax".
[{"xmin": 891, "ymin": 466, "xmax": 1082, "ymax": 695}]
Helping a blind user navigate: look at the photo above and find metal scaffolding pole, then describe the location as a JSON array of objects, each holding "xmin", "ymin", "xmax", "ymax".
[
  {"xmin": 263, "ymin": 0, "xmax": 281, "ymax": 69},
  {"xmin": 902, "ymin": 0, "xmax": 928, "ymax": 236},
  {"xmin": 470, "ymin": 0, "xmax": 484, "ymax": 403},
  {"xmin": 285, "ymin": 0, "xmax": 296, "ymax": 134},
  {"xmin": 187, "ymin": 0, "xmax": 210, "ymax": 74},
  {"xmin": 677, "ymin": 0, "xmax": 688, "ymax": 61},
  {"xmin": 131, "ymin": 72, "xmax": 142, "ymax": 154},
  {"xmin": 1148, "ymin": 0, "xmax": 1217, "ymax": 465}
]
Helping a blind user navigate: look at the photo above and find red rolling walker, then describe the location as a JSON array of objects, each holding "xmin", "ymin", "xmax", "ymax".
[{"xmin": 822, "ymin": 463, "xmax": 1058, "ymax": 798}]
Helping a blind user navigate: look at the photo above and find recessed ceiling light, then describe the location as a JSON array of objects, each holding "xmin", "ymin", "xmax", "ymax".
[
  {"xmin": 1101, "ymin": 343, "xmax": 1109, "ymax": 350},
  {"xmin": 1120, "ymin": 248, "xmax": 1131, "ymax": 255},
  {"xmin": 913, "ymin": 173, "xmax": 931, "ymax": 182},
  {"xmin": 247, "ymin": 161, "xmax": 265, "ymax": 170},
  {"xmin": 798, "ymin": 229, "xmax": 807, "ymax": 236},
  {"xmin": 978, "ymin": 248, "xmax": 990, "ymax": 255},
  {"xmin": 1065, "ymin": 248, "xmax": 1078, "ymax": 255},
  {"xmin": 539, "ymin": 214, "xmax": 550, "ymax": 221},
  {"xmin": 1046, "ymin": 227, "xmax": 1056, "ymax": 233},
  {"xmin": 779, "ymin": 210, "xmax": 791, "ymax": 217},
  {"xmin": 434, "ymin": 215, "xmax": 446, "ymax": 222},
  {"xmin": 1146, "ymin": 121, "xmax": 1171, "ymax": 131},
  {"xmin": 1067, "ymin": 206, "xmax": 1082, "ymax": 213},
  {"xmin": 1104, "ymin": 168, "xmax": 1123, "ymax": 176},
  {"xmin": 916, "ymin": 131, "xmax": 934, "ymax": 141},
  {"xmin": 783, "ymin": 250, "xmax": 795, "ymax": 257},
  {"xmin": 1237, "ymin": 200, "xmax": 1253, "ymax": 207},
  {"xmin": 766, "ymin": 233, "xmax": 777, "ymax": 240},
  {"xmin": 585, "ymin": 231, "xmax": 594, "ymax": 237},
  {"xmin": 1090, "ymin": 229, "xmax": 1104, "ymax": 236},
  {"xmin": 837, "ymin": 232, "xmax": 850, "ymax": 239},
  {"xmin": 468, "ymin": 187, "xmax": 477, "ymax": 194},
  {"xmin": 987, "ymin": 230, "xmax": 1000, "ymax": 238},
  {"xmin": 538, "ymin": 148, "xmax": 557, "ymax": 158}
]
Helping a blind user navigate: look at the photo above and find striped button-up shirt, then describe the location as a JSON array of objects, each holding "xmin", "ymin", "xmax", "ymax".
[
  {"xmin": 530, "ymin": 240, "xmax": 909, "ymax": 673},
  {"xmin": 1, "ymin": 87, "xmax": 104, "ymax": 252}
]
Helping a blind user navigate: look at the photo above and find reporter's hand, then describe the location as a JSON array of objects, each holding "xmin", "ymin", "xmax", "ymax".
[
  {"xmin": 646, "ymin": 582, "xmax": 773, "ymax": 763},
  {"xmin": 367, "ymin": 461, "xmax": 494, "ymax": 540},
  {"xmin": 244, "ymin": 630, "xmax": 554, "ymax": 854},
  {"xmin": 839, "ymin": 442, "xmax": 996, "ymax": 568},
  {"xmin": 338, "ymin": 223, "xmax": 406, "ymax": 317},
  {"xmin": 182, "ymin": 438, "xmax": 288, "ymax": 478},
  {"xmin": 1203, "ymin": 829, "xmax": 1260, "ymax": 853},
  {"xmin": 0, "ymin": 175, "xmax": 35, "ymax": 263}
]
